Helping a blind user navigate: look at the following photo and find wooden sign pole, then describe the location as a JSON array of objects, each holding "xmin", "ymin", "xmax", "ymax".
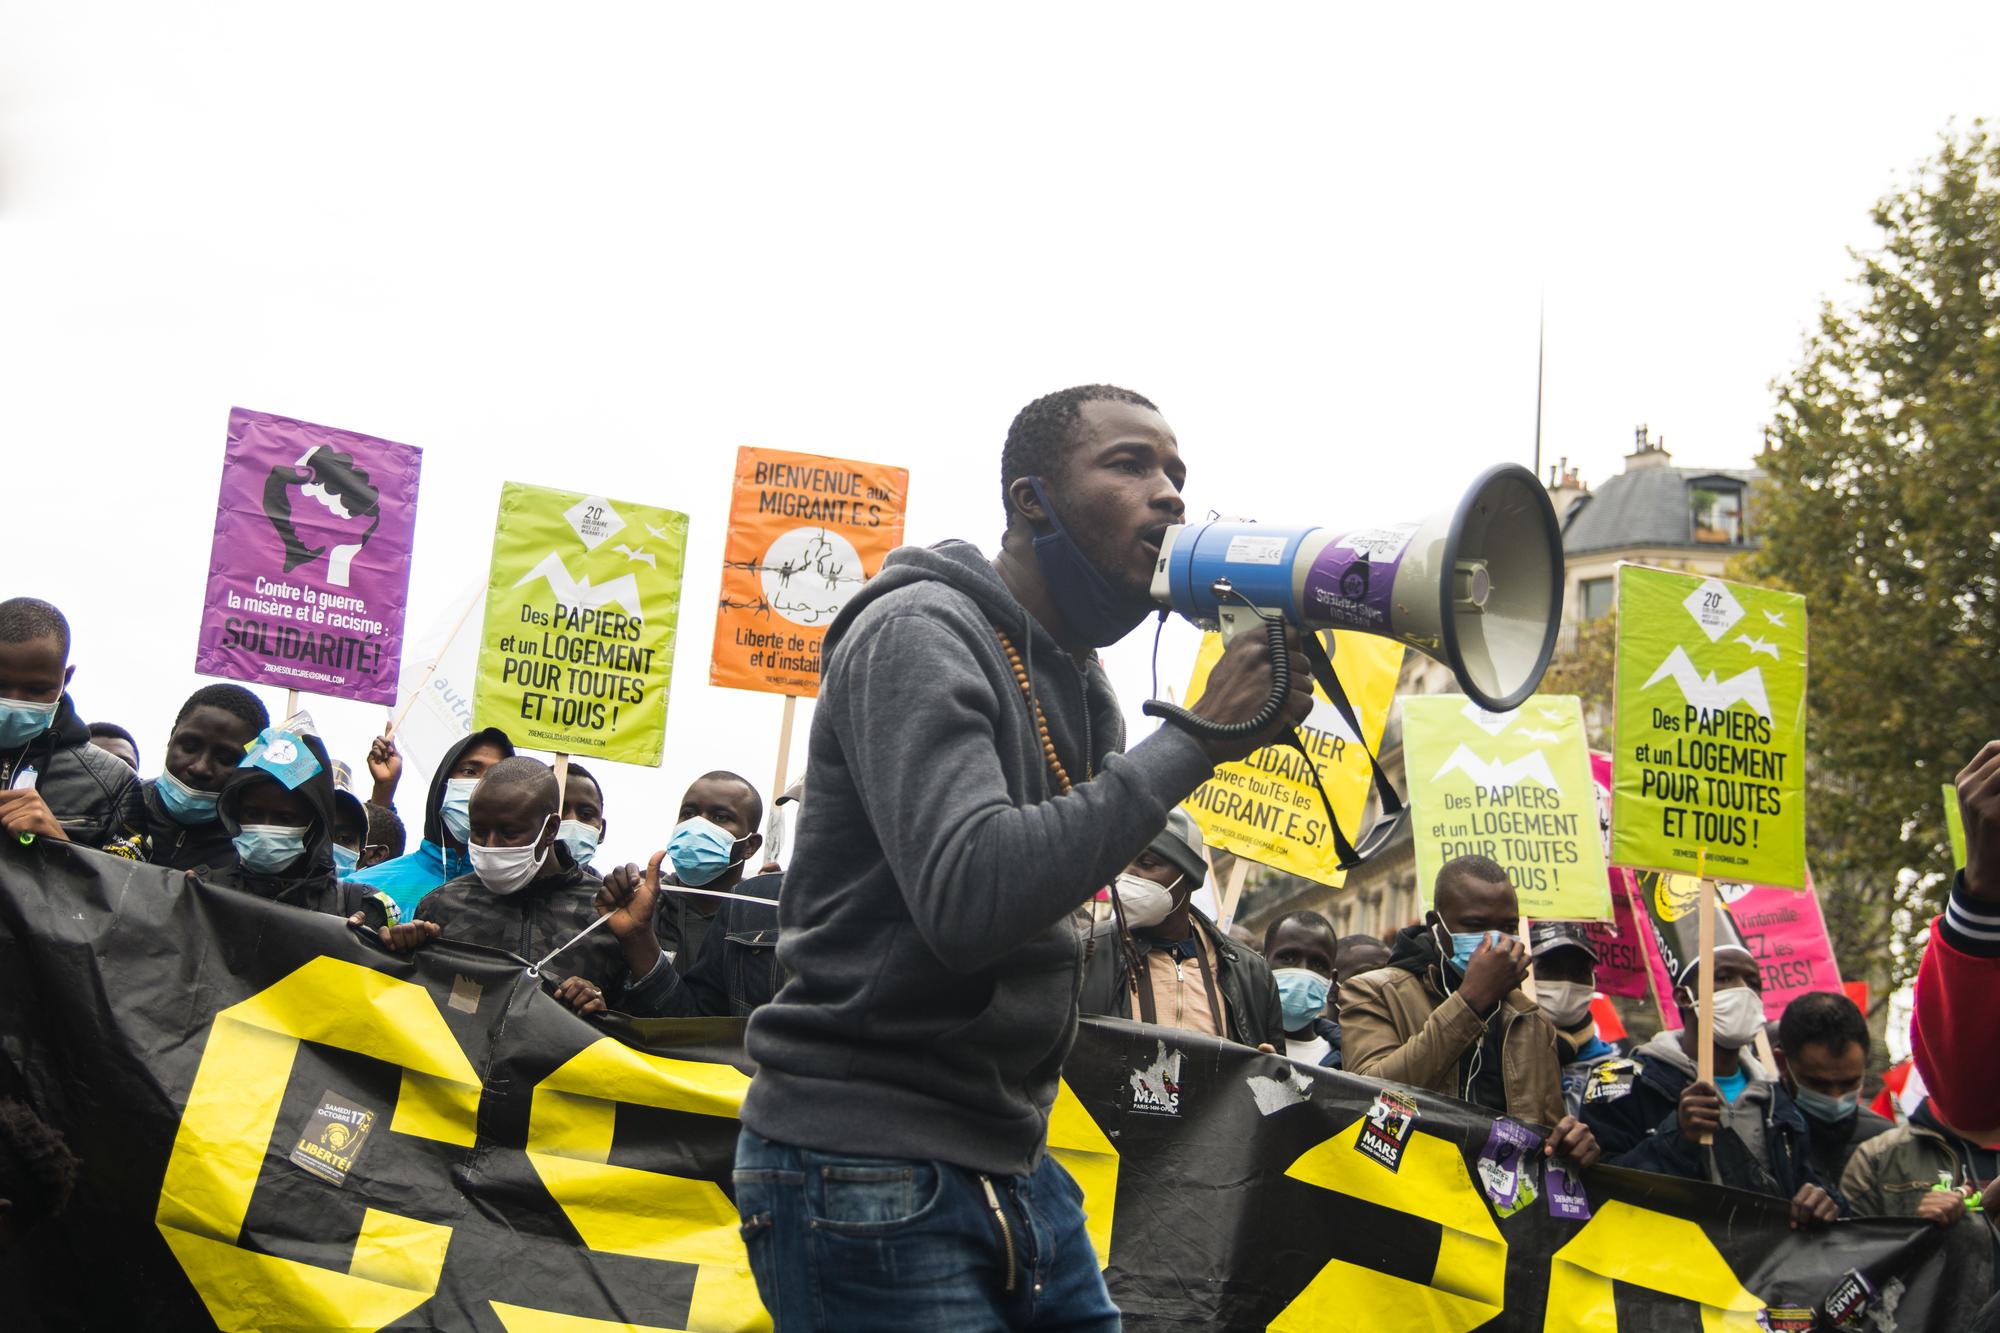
[
  {"xmin": 1217, "ymin": 857, "xmax": 1252, "ymax": 933},
  {"xmin": 388, "ymin": 591, "xmax": 482, "ymax": 736},
  {"xmin": 1695, "ymin": 849, "xmax": 1717, "ymax": 1146}
]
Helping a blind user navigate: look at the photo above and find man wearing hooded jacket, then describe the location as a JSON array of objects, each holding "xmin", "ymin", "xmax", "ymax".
[
  {"xmin": 1578, "ymin": 945, "xmax": 1840, "ymax": 1227},
  {"xmin": 209, "ymin": 730, "xmax": 397, "ymax": 927},
  {"xmin": 347, "ymin": 727, "xmax": 513, "ymax": 923},
  {"xmin": 730, "ymin": 385, "xmax": 1313, "ymax": 1330},
  {"xmin": 132, "ymin": 683, "xmax": 270, "ymax": 872}
]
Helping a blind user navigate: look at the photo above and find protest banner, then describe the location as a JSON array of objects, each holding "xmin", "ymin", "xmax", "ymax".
[
  {"xmin": 471, "ymin": 484, "xmax": 688, "ymax": 765},
  {"xmin": 1180, "ymin": 631, "xmax": 1402, "ymax": 888},
  {"xmin": 1947, "ymin": 783, "xmax": 1968, "ymax": 870},
  {"xmin": 193, "ymin": 407, "xmax": 422, "ymax": 706},
  {"xmin": 708, "ymin": 446, "xmax": 909, "ymax": 699},
  {"xmin": 1611, "ymin": 565, "xmax": 1808, "ymax": 888},
  {"xmin": 1403, "ymin": 694, "xmax": 1609, "ymax": 920},
  {"xmin": 1, "ymin": 844, "xmax": 1988, "ymax": 1332}
]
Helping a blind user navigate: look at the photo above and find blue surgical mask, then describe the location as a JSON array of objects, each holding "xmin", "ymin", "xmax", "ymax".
[
  {"xmin": 558, "ymin": 819, "xmax": 601, "ymax": 866},
  {"xmin": 0, "ymin": 696, "xmax": 60, "ymax": 750},
  {"xmin": 156, "ymin": 768, "xmax": 222, "ymax": 825},
  {"xmin": 440, "ymin": 777, "xmax": 477, "ymax": 843},
  {"xmin": 1272, "ymin": 967, "xmax": 1332, "ymax": 1030},
  {"xmin": 331, "ymin": 843, "xmax": 360, "ymax": 875},
  {"xmin": 668, "ymin": 815, "xmax": 747, "ymax": 887},
  {"xmin": 234, "ymin": 823, "xmax": 310, "ymax": 874},
  {"xmin": 1791, "ymin": 1085, "xmax": 1860, "ymax": 1125},
  {"xmin": 1441, "ymin": 927, "xmax": 1503, "ymax": 975},
  {"xmin": 1027, "ymin": 478, "xmax": 1154, "ymax": 648}
]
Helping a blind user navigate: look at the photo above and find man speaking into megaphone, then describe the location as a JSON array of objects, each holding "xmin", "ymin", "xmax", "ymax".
[{"xmin": 736, "ymin": 385, "xmax": 1311, "ymax": 1330}]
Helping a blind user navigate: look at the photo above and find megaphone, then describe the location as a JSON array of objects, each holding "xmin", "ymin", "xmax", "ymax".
[{"xmin": 1148, "ymin": 463, "xmax": 1564, "ymax": 713}]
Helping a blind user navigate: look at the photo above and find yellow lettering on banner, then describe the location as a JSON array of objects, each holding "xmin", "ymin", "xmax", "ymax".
[
  {"xmin": 1545, "ymin": 1201, "xmax": 1764, "ymax": 1332},
  {"xmin": 523, "ymin": 1037, "xmax": 769, "ymax": 1333},
  {"xmin": 1047, "ymin": 1079, "xmax": 1119, "ymax": 1270},
  {"xmin": 155, "ymin": 957, "xmax": 482, "ymax": 1333},
  {"xmin": 1268, "ymin": 1120, "xmax": 1506, "ymax": 1332}
]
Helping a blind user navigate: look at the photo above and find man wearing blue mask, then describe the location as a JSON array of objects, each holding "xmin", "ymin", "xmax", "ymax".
[
  {"xmin": 557, "ymin": 761, "xmax": 608, "ymax": 876},
  {"xmin": 644, "ymin": 771, "xmax": 762, "ymax": 966},
  {"xmin": 0, "ymin": 596, "xmax": 143, "ymax": 849},
  {"xmin": 1342, "ymin": 855, "xmax": 1600, "ymax": 1167},
  {"xmin": 134, "ymin": 683, "xmax": 271, "ymax": 871},
  {"xmin": 734, "ymin": 386, "xmax": 1312, "ymax": 1331},
  {"xmin": 209, "ymin": 730, "xmax": 395, "ymax": 926},
  {"xmin": 1773, "ymin": 991, "xmax": 1891, "ymax": 1193},
  {"xmin": 1263, "ymin": 910, "xmax": 1341, "ymax": 1067},
  {"xmin": 347, "ymin": 727, "xmax": 513, "ymax": 922}
]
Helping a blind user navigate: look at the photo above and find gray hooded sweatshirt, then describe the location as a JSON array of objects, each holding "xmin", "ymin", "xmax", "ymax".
[{"xmin": 740, "ymin": 540, "xmax": 1215, "ymax": 1175}]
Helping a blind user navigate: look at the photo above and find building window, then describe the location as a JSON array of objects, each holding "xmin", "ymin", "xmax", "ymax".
[
  {"xmin": 1579, "ymin": 576, "xmax": 1614, "ymax": 621},
  {"xmin": 1690, "ymin": 483, "xmax": 1745, "ymax": 544}
]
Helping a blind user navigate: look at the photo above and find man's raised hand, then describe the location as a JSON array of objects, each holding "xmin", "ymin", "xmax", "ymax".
[{"xmin": 1957, "ymin": 740, "xmax": 2000, "ymax": 903}]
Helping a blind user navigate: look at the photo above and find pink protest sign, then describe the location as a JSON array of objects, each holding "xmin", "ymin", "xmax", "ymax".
[{"xmin": 193, "ymin": 408, "xmax": 422, "ymax": 706}]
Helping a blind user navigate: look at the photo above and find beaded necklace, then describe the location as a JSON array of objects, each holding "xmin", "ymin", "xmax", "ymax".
[{"xmin": 994, "ymin": 630, "xmax": 1071, "ymax": 795}]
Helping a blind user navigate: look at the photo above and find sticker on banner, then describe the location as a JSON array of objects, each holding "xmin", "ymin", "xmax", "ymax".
[
  {"xmin": 288, "ymin": 1088, "xmax": 378, "ymax": 1186},
  {"xmin": 1475, "ymin": 1118, "xmax": 1542, "ymax": 1217},
  {"xmin": 1821, "ymin": 1268, "xmax": 1878, "ymax": 1326},
  {"xmin": 1355, "ymin": 1088, "xmax": 1419, "ymax": 1172},
  {"xmin": 1129, "ymin": 1041, "xmax": 1184, "ymax": 1117},
  {"xmin": 1545, "ymin": 1160, "xmax": 1592, "ymax": 1221},
  {"xmin": 1758, "ymin": 1308, "xmax": 1814, "ymax": 1333}
]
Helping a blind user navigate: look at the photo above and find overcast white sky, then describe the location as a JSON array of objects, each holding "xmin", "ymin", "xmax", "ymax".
[{"xmin": 5, "ymin": 3, "xmax": 1996, "ymax": 871}]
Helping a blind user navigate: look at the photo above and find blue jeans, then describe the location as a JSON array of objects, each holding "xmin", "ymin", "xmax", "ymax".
[{"xmin": 733, "ymin": 1126, "xmax": 1120, "ymax": 1331}]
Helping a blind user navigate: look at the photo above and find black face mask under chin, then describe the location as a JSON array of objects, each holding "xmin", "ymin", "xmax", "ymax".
[{"xmin": 1027, "ymin": 477, "xmax": 1152, "ymax": 648}]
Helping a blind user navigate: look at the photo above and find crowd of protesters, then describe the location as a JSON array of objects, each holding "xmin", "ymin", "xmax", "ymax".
[{"xmin": 2, "ymin": 382, "xmax": 1996, "ymax": 1330}]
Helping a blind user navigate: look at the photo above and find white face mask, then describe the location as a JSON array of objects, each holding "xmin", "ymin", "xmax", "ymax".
[
  {"xmin": 468, "ymin": 817, "xmax": 553, "ymax": 896},
  {"xmin": 1711, "ymin": 985, "xmax": 1766, "ymax": 1050},
  {"xmin": 1536, "ymin": 980, "xmax": 1595, "ymax": 1029},
  {"xmin": 1111, "ymin": 872, "xmax": 1182, "ymax": 930}
]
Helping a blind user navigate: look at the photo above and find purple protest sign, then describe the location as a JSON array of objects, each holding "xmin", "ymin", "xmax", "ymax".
[
  {"xmin": 193, "ymin": 408, "xmax": 422, "ymax": 706},
  {"xmin": 1300, "ymin": 523, "xmax": 1418, "ymax": 631},
  {"xmin": 1475, "ymin": 1117, "xmax": 1542, "ymax": 1218}
]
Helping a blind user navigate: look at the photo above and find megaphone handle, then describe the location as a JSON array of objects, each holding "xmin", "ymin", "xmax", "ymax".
[{"xmin": 1140, "ymin": 612, "xmax": 1294, "ymax": 743}]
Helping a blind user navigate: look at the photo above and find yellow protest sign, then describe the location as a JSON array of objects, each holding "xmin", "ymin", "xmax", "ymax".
[{"xmin": 1180, "ymin": 631, "xmax": 1403, "ymax": 887}]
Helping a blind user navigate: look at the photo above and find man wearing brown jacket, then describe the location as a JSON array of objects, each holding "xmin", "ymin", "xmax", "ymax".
[{"xmin": 1341, "ymin": 855, "xmax": 1600, "ymax": 1165}]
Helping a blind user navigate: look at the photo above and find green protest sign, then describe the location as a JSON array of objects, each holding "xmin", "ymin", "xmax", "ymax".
[
  {"xmin": 1611, "ymin": 565, "xmax": 1808, "ymax": 888},
  {"xmin": 472, "ymin": 483, "xmax": 688, "ymax": 765},
  {"xmin": 1403, "ymin": 694, "xmax": 1611, "ymax": 920},
  {"xmin": 1946, "ymin": 784, "xmax": 1967, "ymax": 871}
]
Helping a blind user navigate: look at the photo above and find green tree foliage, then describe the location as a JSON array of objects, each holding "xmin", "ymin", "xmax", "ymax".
[{"xmin": 1751, "ymin": 123, "xmax": 2000, "ymax": 993}]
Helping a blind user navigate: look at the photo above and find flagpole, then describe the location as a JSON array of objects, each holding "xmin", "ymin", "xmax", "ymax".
[{"xmin": 1695, "ymin": 848, "xmax": 1717, "ymax": 1146}]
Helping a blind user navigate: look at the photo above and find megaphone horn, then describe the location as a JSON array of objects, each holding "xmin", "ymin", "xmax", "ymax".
[{"xmin": 1148, "ymin": 463, "xmax": 1565, "ymax": 713}]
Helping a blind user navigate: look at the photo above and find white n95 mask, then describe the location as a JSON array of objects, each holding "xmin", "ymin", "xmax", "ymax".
[{"xmin": 1111, "ymin": 873, "xmax": 1181, "ymax": 930}]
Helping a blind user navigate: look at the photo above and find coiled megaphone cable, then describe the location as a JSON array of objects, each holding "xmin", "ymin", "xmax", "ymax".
[{"xmin": 1140, "ymin": 582, "xmax": 1292, "ymax": 741}]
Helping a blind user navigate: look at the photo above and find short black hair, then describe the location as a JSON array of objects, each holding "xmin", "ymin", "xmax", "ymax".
[
  {"xmin": 479, "ymin": 756, "xmax": 560, "ymax": 815},
  {"xmin": 0, "ymin": 1098, "xmax": 80, "ymax": 1227},
  {"xmin": 563, "ymin": 761, "xmax": 602, "ymax": 801},
  {"xmin": 1435, "ymin": 854, "xmax": 1510, "ymax": 907},
  {"xmin": 1263, "ymin": 909, "xmax": 1335, "ymax": 957},
  {"xmin": 174, "ymin": 683, "xmax": 270, "ymax": 734},
  {"xmin": 88, "ymin": 722, "xmax": 140, "ymax": 768},
  {"xmin": 696, "ymin": 769, "xmax": 763, "ymax": 831},
  {"xmin": 365, "ymin": 801, "xmax": 406, "ymax": 858},
  {"xmin": 0, "ymin": 597, "xmax": 70, "ymax": 658},
  {"xmin": 999, "ymin": 385, "xmax": 1158, "ymax": 526},
  {"xmin": 1777, "ymin": 991, "xmax": 1869, "ymax": 1060}
]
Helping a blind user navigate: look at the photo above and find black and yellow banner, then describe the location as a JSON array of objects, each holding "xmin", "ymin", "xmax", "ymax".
[{"xmin": 0, "ymin": 844, "xmax": 1988, "ymax": 1331}]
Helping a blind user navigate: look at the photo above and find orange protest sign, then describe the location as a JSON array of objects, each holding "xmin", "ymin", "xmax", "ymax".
[{"xmin": 709, "ymin": 447, "xmax": 909, "ymax": 697}]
